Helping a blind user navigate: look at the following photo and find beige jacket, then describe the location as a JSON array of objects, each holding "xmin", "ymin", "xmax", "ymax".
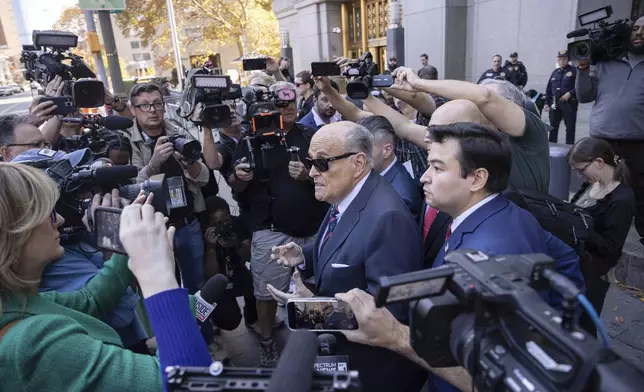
[{"xmin": 128, "ymin": 120, "xmax": 209, "ymax": 212}]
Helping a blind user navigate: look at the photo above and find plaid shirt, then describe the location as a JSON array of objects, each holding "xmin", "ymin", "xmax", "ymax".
[{"xmin": 396, "ymin": 94, "xmax": 450, "ymax": 180}]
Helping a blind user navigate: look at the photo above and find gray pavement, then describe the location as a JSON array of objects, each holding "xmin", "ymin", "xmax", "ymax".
[{"xmin": 0, "ymin": 91, "xmax": 36, "ymax": 116}]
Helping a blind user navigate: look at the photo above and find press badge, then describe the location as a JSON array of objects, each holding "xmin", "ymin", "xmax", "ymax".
[{"xmin": 167, "ymin": 176, "xmax": 188, "ymax": 209}]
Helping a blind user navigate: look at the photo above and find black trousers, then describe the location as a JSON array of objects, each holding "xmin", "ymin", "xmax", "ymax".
[
  {"xmin": 579, "ymin": 273, "xmax": 610, "ymax": 337},
  {"xmin": 548, "ymin": 101, "xmax": 578, "ymax": 145},
  {"xmin": 604, "ymin": 139, "xmax": 644, "ymax": 244}
]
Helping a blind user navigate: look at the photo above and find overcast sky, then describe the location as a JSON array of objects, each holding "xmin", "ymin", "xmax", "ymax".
[{"xmin": 22, "ymin": 0, "xmax": 80, "ymax": 36}]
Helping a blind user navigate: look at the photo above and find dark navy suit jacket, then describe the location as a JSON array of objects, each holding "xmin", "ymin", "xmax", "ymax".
[
  {"xmin": 382, "ymin": 160, "xmax": 422, "ymax": 221},
  {"xmin": 302, "ymin": 171, "xmax": 427, "ymax": 392},
  {"xmin": 297, "ymin": 110, "xmax": 320, "ymax": 130},
  {"xmin": 429, "ymin": 194, "xmax": 585, "ymax": 392}
]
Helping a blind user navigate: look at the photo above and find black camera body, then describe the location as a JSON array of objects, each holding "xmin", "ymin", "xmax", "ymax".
[
  {"xmin": 21, "ymin": 30, "xmax": 104, "ymax": 108},
  {"xmin": 567, "ymin": 6, "xmax": 632, "ymax": 64},
  {"xmin": 375, "ymin": 249, "xmax": 644, "ymax": 392},
  {"xmin": 343, "ymin": 52, "xmax": 380, "ymax": 100},
  {"xmin": 178, "ymin": 67, "xmax": 242, "ymax": 129},
  {"xmin": 167, "ymin": 134, "xmax": 202, "ymax": 162}
]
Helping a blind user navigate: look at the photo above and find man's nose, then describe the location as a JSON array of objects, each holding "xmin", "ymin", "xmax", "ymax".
[{"xmin": 420, "ymin": 168, "xmax": 431, "ymax": 184}]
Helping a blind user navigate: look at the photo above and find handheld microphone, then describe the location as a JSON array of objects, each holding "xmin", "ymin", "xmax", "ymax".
[
  {"xmin": 266, "ymin": 331, "xmax": 319, "ymax": 392},
  {"xmin": 317, "ymin": 333, "xmax": 337, "ymax": 355},
  {"xmin": 70, "ymin": 165, "xmax": 138, "ymax": 183},
  {"xmin": 566, "ymin": 28, "xmax": 589, "ymax": 39},
  {"xmin": 195, "ymin": 274, "xmax": 229, "ymax": 325}
]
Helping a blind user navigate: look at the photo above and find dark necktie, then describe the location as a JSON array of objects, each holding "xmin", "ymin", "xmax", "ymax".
[{"xmin": 320, "ymin": 207, "xmax": 340, "ymax": 253}]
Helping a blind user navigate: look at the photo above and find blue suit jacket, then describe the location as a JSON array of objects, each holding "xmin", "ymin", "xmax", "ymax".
[
  {"xmin": 429, "ymin": 195, "xmax": 585, "ymax": 392},
  {"xmin": 303, "ymin": 171, "xmax": 427, "ymax": 392},
  {"xmin": 297, "ymin": 110, "xmax": 320, "ymax": 130},
  {"xmin": 382, "ymin": 160, "xmax": 422, "ymax": 221}
]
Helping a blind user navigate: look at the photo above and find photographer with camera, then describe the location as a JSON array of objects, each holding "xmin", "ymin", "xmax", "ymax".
[
  {"xmin": 229, "ymin": 81, "xmax": 328, "ymax": 367},
  {"xmin": 576, "ymin": 14, "xmax": 644, "ymax": 245},
  {"xmin": 127, "ymin": 82, "xmax": 210, "ymax": 295}
]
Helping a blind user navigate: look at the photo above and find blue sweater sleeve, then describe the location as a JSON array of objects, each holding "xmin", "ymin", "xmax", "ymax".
[{"xmin": 144, "ymin": 288, "xmax": 212, "ymax": 391}]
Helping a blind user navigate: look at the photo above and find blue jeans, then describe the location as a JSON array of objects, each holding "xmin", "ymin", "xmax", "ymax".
[{"xmin": 173, "ymin": 219, "xmax": 205, "ymax": 294}]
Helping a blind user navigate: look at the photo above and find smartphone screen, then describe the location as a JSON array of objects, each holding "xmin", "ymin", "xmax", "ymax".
[
  {"xmin": 242, "ymin": 58, "xmax": 267, "ymax": 71},
  {"xmin": 94, "ymin": 206, "xmax": 126, "ymax": 254},
  {"xmin": 311, "ymin": 62, "xmax": 341, "ymax": 77},
  {"xmin": 286, "ymin": 298, "xmax": 359, "ymax": 332}
]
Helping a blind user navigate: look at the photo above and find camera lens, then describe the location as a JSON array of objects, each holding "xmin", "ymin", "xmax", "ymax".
[
  {"xmin": 574, "ymin": 42, "xmax": 590, "ymax": 60},
  {"xmin": 172, "ymin": 138, "xmax": 202, "ymax": 161}
]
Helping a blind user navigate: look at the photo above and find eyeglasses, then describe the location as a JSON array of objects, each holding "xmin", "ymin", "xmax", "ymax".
[
  {"xmin": 7, "ymin": 140, "xmax": 50, "ymax": 149},
  {"xmin": 575, "ymin": 161, "xmax": 593, "ymax": 174},
  {"xmin": 307, "ymin": 152, "xmax": 358, "ymax": 172},
  {"xmin": 133, "ymin": 102, "xmax": 164, "ymax": 112}
]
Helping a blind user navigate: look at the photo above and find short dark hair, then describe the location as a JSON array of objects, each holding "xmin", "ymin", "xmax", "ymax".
[
  {"xmin": 492, "ymin": 54, "xmax": 502, "ymax": 60},
  {"xmin": 129, "ymin": 83, "xmax": 163, "ymax": 104},
  {"xmin": 99, "ymin": 129, "xmax": 133, "ymax": 160},
  {"xmin": 418, "ymin": 66, "xmax": 438, "ymax": 80},
  {"xmin": 568, "ymin": 137, "xmax": 630, "ymax": 184},
  {"xmin": 420, "ymin": 53, "xmax": 428, "ymax": 59},
  {"xmin": 205, "ymin": 195, "xmax": 231, "ymax": 215},
  {"xmin": 427, "ymin": 122, "xmax": 512, "ymax": 193},
  {"xmin": 0, "ymin": 114, "xmax": 39, "ymax": 147},
  {"xmin": 313, "ymin": 79, "xmax": 339, "ymax": 99},
  {"xmin": 356, "ymin": 115, "xmax": 396, "ymax": 145},
  {"xmin": 296, "ymin": 70, "xmax": 314, "ymax": 87}
]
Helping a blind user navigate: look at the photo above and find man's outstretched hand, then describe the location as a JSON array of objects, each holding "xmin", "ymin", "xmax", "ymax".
[{"xmin": 270, "ymin": 241, "xmax": 304, "ymax": 267}]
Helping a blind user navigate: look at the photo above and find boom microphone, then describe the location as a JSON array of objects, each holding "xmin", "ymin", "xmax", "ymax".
[
  {"xmin": 62, "ymin": 115, "xmax": 134, "ymax": 130},
  {"xmin": 566, "ymin": 28, "xmax": 589, "ymax": 38},
  {"xmin": 70, "ymin": 165, "xmax": 138, "ymax": 183},
  {"xmin": 195, "ymin": 274, "xmax": 229, "ymax": 325},
  {"xmin": 266, "ymin": 331, "xmax": 319, "ymax": 392}
]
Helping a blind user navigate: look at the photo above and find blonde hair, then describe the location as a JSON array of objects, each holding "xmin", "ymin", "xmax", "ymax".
[{"xmin": 0, "ymin": 163, "xmax": 60, "ymax": 312}]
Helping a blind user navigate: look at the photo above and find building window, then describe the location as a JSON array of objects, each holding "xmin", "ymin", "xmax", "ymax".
[
  {"xmin": 130, "ymin": 41, "xmax": 140, "ymax": 49},
  {"xmin": 133, "ymin": 53, "xmax": 152, "ymax": 61}
]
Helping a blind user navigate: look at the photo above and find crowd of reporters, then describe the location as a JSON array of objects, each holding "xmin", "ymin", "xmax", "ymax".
[{"xmin": 0, "ymin": 13, "xmax": 642, "ymax": 392}]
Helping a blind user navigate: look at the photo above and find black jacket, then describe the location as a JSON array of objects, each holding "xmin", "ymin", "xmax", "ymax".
[{"xmin": 571, "ymin": 182, "xmax": 635, "ymax": 276}]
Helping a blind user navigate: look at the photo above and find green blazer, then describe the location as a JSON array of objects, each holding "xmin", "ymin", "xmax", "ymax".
[{"xmin": 0, "ymin": 254, "xmax": 162, "ymax": 391}]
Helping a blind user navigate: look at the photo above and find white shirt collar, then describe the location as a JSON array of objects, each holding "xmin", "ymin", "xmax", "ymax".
[
  {"xmin": 335, "ymin": 172, "xmax": 371, "ymax": 220},
  {"xmin": 312, "ymin": 108, "xmax": 341, "ymax": 127},
  {"xmin": 450, "ymin": 193, "xmax": 499, "ymax": 233},
  {"xmin": 379, "ymin": 157, "xmax": 397, "ymax": 177}
]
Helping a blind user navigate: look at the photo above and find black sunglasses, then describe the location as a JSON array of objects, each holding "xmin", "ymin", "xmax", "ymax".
[{"xmin": 307, "ymin": 152, "xmax": 358, "ymax": 172}]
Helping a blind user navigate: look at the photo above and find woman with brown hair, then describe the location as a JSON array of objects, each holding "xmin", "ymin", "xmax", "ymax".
[{"xmin": 568, "ymin": 137, "xmax": 635, "ymax": 337}]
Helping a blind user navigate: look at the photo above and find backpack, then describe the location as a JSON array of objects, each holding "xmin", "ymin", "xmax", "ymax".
[{"xmin": 503, "ymin": 189, "xmax": 593, "ymax": 256}]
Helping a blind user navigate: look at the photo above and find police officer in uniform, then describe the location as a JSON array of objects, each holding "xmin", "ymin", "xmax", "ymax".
[
  {"xmin": 544, "ymin": 50, "xmax": 578, "ymax": 145},
  {"xmin": 504, "ymin": 52, "xmax": 528, "ymax": 90},
  {"xmin": 477, "ymin": 54, "xmax": 508, "ymax": 83}
]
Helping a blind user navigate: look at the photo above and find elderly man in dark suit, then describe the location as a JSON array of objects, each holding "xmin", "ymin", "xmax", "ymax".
[{"xmin": 268, "ymin": 121, "xmax": 427, "ymax": 392}]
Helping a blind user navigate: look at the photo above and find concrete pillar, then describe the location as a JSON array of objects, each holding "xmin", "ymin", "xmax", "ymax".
[{"xmin": 387, "ymin": 0, "xmax": 405, "ymax": 66}]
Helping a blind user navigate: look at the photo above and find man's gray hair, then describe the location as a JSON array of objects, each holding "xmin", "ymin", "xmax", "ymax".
[
  {"xmin": 0, "ymin": 114, "xmax": 39, "ymax": 147},
  {"xmin": 479, "ymin": 79, "xmax": 527, "ymax": 107},
  {"xmin": 344, "ymin": 123, "xmax": 374, "ymax": 166}
]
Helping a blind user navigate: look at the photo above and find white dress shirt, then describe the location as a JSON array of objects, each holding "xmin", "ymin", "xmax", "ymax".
[
  {"xmin": 379, "ymin": 157, "xmax": 397, "ymax": 177},
  {"xmin": 312, "ymin": 108, "xmax": 342, "ymax": 127}
]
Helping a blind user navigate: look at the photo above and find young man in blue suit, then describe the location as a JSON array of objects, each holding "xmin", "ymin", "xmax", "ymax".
[
  {"xmin": 356, "ymin": 115, "xmax": 422, "ymax": 220},
  {"xmin": 269, "ymin": 121, "xmax": 427, "ymax": 392},
  {"xmin": 334, "ymin": 122, "xmax": 584, "ymax": 392}
]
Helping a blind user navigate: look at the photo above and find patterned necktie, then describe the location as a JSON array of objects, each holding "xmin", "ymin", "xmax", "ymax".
[{"xmin": 320, "ymin": 207, "xmax": 340, "ymax": 253}]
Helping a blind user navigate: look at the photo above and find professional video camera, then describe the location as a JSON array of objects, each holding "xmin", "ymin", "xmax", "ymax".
[
  {"xmin": 60, "ymin": 114, "xmax": 134, "ymax": 154},
  {"xmin": 13, "ymin": 148, "xmax": 171, "ymax": 238},
  {"xmin": 177, "ymin": 67, "xmax": 242, "ymax": 128},
  {"xmin": 20, "ymin": 30, "xmax": 105, "ymax": 108},
  {"xmin": 566, "ymin": 6, "xmax": 632, "ymax": 64},
  {"xmin": 375, "ymin": 249, "xmax": 644, "ymax": 392},
  {"xmin": 342, "ymin": 52, "xmax": 382, "ymax": 100}
]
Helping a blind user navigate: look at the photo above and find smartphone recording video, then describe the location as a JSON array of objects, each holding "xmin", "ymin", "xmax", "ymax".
[
  {"xmin": 94, "ymin": 206, "xmax": 126, "ymax": 254},
  {"xmin": 242, "ymin": 58, "xmax": 267, "ymax": 71},
  {"xmin": 286, "ymin": 298, "xmax": 358, "ymax": 332},
  {"xmin": 311, "ymin": 62, "xmax": 342, "ymax": 77}
]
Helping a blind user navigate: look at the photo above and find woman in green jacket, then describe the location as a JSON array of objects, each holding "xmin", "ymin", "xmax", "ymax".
[{"xmin": 0, "ymin": 163, "xmax": 164, "ymax": 391}]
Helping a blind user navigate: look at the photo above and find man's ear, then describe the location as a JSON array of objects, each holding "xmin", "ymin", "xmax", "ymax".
[
  {"xmin": 0, "ymin": 146, "xmax": 10, "ymax": 162},
  {"xmin": 383, "ymin": 142, "xmax": 394, "ymax": 159},
  {"xmin": 470, "ymin": 168, "xmax": 489, "ymax": 193}
]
